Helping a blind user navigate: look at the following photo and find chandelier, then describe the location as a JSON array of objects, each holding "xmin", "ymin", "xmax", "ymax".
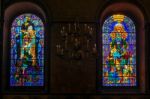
[{"xmin": 56, "ymin": 21, "xmax": 97, "ymax": 61}]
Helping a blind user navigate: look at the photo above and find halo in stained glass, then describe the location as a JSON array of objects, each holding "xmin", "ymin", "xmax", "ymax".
[
  {"xmin": 102, "ymin": 14, "xmax": 136, "ymax": 86},
  {"xmin": 10, "ymin": 13, "xmax": 44, "ymax": 86}
]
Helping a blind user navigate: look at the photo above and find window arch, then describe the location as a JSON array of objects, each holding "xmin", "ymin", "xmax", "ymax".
[
  {"xmin": 2, "ymin": 1, "xmax": 49, "ymax": 93},
  {"xmin": 10, "ymin": 13, "xmax": 44, "ymax": 86},
  {"xmin": 97, "ymin": 2, "xmax": 146, "ymax": 92},
  {"xmin": 102, "ymin": 14, "xmax": 136, "ymax": 86}
]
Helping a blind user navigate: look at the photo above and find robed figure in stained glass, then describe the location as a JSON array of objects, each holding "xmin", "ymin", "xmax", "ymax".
[
  {"xmin": 102, "ymin": 14, "xmax": 136, "ymax": 86},
  {"xmin": 20, "ymin": 16, "xmax": 36, "ymax": 67},
  {"xmin": 10, "ymin": 14, "xmax": 44, "ymax": 86}
]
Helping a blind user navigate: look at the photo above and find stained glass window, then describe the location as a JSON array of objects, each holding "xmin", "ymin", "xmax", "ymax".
[
  {"xmin": 10, "ymin": 13, "xmax": 44, "ymax": 86},
  {"xmin": 102, "ymin": 14, "xmax": 136, "ymax": 86}
]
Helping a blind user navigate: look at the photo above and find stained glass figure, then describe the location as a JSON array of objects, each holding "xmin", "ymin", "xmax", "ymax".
[
  {"xmin": 10, "ymin": 13, "xmax": 44, "ymax": 86},
  {"xmin": 102, "ymin": 14, "xmax": 136, "ymax": 86}
]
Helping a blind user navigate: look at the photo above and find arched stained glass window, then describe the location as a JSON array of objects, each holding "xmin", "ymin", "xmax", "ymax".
[
  {"xmin": 10, "ymin": 13, "xmax": 44, "ymax": 86},
  {"xmin": 102, "ymin": 14, "xmax": 136, "ymax": 86}
]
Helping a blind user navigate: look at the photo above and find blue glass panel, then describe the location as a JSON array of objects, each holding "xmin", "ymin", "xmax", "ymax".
[
  {"xmin": 102, "ymin": 14, "xmax": 136, "ymax": 86},
  {"xmin": 10, "ymin": 13, "xmax": 44, "ymax": 86}
]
